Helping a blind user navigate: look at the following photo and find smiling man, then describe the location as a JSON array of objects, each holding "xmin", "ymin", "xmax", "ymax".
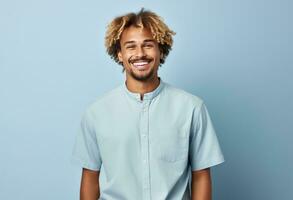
[
  {"xmin": 117, "ymin": 26, "xmax": 161, "ymax": 97},
  {"xmin": 72, "ymin": 8, "xmax": 225, "ymax": 200}
]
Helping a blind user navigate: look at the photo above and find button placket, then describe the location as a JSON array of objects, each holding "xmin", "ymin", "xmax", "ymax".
[{"xmin": 141, "ymin": 100, "xmax": 151, "ymax": 200}]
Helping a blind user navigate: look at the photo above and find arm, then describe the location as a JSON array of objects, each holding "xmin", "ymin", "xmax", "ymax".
[
  {"xmin": 191, "ymin": 168, "xmax": 212, "ymax": 200},
  {"xmin": 80, "ymin": 168, "xmax": 100, "ymax": 200}
]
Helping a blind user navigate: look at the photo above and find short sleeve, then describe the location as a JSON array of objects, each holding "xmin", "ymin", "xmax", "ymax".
[
  {"xmin": 189, "ymin": 102, "xmax": 225, "ymax": 171},
  {"xmin": 71, "ymin": 108, "xmax": 102, "ymax": 171}
]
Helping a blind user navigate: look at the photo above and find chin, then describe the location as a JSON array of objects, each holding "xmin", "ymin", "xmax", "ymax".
[{"xmin": 130, "ymin": 69, "xmax": 156, "ymax": 81}]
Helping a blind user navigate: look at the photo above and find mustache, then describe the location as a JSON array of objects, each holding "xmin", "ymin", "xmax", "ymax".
[{"xmin": 128, "ymin": 55, "xmax": 153, "ymax": 63}]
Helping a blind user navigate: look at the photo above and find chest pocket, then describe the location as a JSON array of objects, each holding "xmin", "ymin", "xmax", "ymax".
[{"xmin": 154, "ymin": 128, "xmax": 189, "ymax": 162}]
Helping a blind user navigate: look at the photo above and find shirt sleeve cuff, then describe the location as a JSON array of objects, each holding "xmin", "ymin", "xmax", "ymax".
[
  {"xmin": 191, "ymin": 156, "xmax": 225, "ymax": 171},
  {"xmin": 70, "ymin": 156, "xmax": 101, "ymax": 171}
]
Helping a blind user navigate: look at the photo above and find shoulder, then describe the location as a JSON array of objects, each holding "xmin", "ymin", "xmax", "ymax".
[
  {"xmin": 85, "ymin": 84, "xmax": 123, "ymax": 114},
  {"xmin": 163, "ymin": 82, "xmax": 204, "ymax": 108}
]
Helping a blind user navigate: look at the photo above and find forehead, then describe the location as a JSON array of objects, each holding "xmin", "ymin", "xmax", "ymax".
[{"xmin": 120, "ymin": 26, "xmax": 155, "ymax": 43}]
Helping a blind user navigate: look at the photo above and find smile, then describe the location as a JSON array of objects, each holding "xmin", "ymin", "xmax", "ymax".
[{"xmin": 131, "ymin": 60, "xmax": 152, "ymax": 70}]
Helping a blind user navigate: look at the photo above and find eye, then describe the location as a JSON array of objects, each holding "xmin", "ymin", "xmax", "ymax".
[
  {"xmin": 144, "ymin": 43, "xmax": 154, "ymax": 48},
  {"xmin": 126, "ymin": 45, "xmax": 135, "ymax": 50}
]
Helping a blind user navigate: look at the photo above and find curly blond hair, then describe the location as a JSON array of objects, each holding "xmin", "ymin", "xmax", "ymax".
[{"xmin": 105, "ymin": 8, "xmax": 175, "ymax": 71}]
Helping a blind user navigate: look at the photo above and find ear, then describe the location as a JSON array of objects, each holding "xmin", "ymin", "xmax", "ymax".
[
  {"xmin": 158, "ymin": 46, "xmax": 164, "ymax": 60},
  {"xmin": 118, "ymin": 51, "xmax": 123, "ymax": 63}
]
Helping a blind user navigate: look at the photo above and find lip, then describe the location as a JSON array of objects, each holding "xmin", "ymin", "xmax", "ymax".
[{"xmin": 130, "ymin": 60, "xmax": 152, "ymax": 70}]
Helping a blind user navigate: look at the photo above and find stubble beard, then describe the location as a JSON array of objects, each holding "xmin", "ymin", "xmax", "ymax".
[{"xmin": 129, "ymin": 66, "xmax": 156, "ymax": 82}]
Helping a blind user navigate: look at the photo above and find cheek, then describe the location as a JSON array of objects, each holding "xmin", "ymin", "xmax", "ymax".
[
  {"xmin": 152, "ymin": 51, "xmax": 161, "ymax": 61},
  {"xmin": 146, "ymin": 49, "xmax": 159, "ymax": 58},
  {"xmin": 120, "ymin": 54, "xmax": 130, "ymax": 63},
  {"xmin": 123, "ymin": 51, "xmax": 135, "ymax": 59}
]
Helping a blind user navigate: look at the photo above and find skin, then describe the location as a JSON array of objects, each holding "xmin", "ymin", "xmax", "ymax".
[
  {"xmin": 80, "ymin": 25, "xmax": 212, "ymax": 200},
  {"xmin": 117, "ymin": 25, "xmax": 161, "ymax": 100},
  {"xmin": 191, "ymin": 168, "xmax": 212, "ymax": 200},
  {"xmin": 80, "ymin": 168, "xmax": 100, "ymax": 200}
]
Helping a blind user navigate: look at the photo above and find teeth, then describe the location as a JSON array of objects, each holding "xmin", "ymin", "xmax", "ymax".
[{"xmin": 133, "ymin": 61, "xmax": 148, "ymax": 66}]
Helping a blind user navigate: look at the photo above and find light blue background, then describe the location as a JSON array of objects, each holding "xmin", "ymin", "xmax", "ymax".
[{"xmin": 0, "ymin": 0, "xmax": 292, "ymax": 199}]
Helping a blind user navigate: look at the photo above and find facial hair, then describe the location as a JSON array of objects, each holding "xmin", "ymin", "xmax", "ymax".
[
  {"xmin": 127, "ymin": 55, "xmax": 156, "ymax": 82},
  {"xmin": 129, "ymin": 66, "xmax": 156, "ymax": 81}
]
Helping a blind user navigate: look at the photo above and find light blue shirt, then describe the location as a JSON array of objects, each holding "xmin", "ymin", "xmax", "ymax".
[{"xmin": 71, "ymin": 77, "xmax": 224, "ymax": 200}]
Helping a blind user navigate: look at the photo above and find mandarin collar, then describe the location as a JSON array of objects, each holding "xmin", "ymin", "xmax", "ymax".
[{"xmin": 123, "ymin": 77, "xmax": 164, "ymax": 102}]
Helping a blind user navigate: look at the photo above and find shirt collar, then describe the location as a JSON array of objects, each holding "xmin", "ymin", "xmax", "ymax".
[{"xmin": 123, "ymin": 77, "xmax": 164, "ymax": 102}]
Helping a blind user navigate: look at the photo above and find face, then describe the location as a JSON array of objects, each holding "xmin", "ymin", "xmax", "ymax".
[{"xmin": 118, "ymin": 26, "xmax": 161, "ymax": 82}]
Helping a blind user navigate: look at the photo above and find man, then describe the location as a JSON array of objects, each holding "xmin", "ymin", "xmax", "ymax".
[{"xmin": 72, "ymin": 8, "xmax": 225, "ymax": 200}]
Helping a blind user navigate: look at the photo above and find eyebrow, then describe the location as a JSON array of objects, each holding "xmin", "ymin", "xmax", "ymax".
[
  {"xmin": 123, "ymin": 39, "xmax": 156, "ymax": 46},
  {"xmin": 143, "ymin": 39, "xmax": 156, "ymax": 43}
]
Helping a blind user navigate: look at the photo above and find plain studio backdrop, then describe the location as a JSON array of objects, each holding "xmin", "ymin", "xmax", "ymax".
[{"xmin": 0, "ymin": 0, "xmax": 292, "ymax": 199}]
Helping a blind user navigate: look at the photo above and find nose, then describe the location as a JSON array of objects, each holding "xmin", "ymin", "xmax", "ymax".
[{"xmin": 136, "ymin": 46, "xmax": 145, "ymax": 57}]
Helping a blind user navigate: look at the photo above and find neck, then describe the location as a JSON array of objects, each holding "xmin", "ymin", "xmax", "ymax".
[{"xmin": 125, "ymin": 75, "xmax": 160, "ymax": 101}]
